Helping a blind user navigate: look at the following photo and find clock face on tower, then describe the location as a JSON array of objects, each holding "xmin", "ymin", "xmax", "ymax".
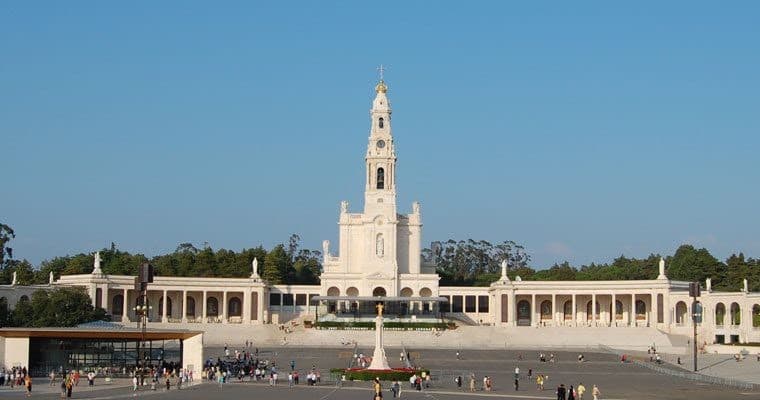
[{"xmin": 376, "ymin": 140, "xmax": 386, "ymax": 149}]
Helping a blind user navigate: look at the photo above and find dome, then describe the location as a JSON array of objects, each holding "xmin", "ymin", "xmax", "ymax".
[{"xmin": 375, "ymin": 80, "xmax": 388, "ymax": 93}]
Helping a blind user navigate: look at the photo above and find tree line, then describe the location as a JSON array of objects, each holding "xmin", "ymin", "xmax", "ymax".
[{"xmin": 2, "ymin": 222, "xmax": 759, "ymax": 292}]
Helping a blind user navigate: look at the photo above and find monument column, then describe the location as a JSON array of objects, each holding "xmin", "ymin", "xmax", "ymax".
[
  {"xmin": 531, "ymin": 293, "xmax": 537, "ymax": 327},
  {"xmin": 592, "ymin": 293, "xmax": 597, "ymax": 326}
]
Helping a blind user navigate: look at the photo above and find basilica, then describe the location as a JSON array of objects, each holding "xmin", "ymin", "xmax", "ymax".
[{"xmin": 2, "ymin": 79, "xmax": 760, "ymax": 347}]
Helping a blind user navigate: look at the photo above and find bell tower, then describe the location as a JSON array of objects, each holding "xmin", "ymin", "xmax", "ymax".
[{"xmin": 364, "ymin": 74, "xmax": 397, "ymax": 217}]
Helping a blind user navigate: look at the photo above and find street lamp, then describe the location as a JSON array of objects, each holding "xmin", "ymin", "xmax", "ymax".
[{"xmin": 134, "ymin": 263, "xmax": 154, "ymax": 380}]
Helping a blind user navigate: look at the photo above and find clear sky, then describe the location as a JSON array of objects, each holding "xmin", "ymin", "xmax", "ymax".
[{"xmin": 2, "ymin": 2, "xmax": 759, "ymax": 268}]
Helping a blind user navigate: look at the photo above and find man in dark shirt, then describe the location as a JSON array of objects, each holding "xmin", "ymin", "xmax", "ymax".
[{"xmin": 557, "ymin": 383, "xmax": 567, "ymax": 400}]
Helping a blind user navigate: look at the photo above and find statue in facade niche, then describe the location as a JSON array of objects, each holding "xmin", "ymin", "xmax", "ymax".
[{"xmin": 376, "ymin": 235, "xmax": 384, "ymax": 258}]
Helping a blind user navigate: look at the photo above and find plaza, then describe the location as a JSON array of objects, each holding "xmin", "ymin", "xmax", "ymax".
[{"xmin": 0, "ymin": 346, "xmax": 757, "ymax": 400}]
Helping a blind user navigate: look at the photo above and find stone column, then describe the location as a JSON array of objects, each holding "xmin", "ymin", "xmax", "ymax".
[
  {"xmin": 592, "ymin": 294, "xmax": 597, "ymax": 326},
  {"xmin": 122, "ymin": 288, "xmax": 129, "ymax": 322},
  {"xmin": 162, "ymin": 290, "xmax": 168, "ymax": 322},
  {"xmin": 243, "ymin": 290, "xmax": 251, "ymax": 324},
  {"xmin": 612, "ymin": 293, "xmax": 616, "ymax": 327},
  {"xmin": 100, "ymin": 287, "xmax": 109, "ymax": 313},
  {"xmin": 257, "ymin": 290, "xmax": 265, "ymax": 324},
  {"xmin": 222, "ymin": 291, "xmax": 228, "ymax": 324},
  {"xmin": 663, "ymin": 292, "xmax": 671, "ymax": 329},
  {"xmin": 202, "ymin": 291, "xmax": 207, "ymax": 323},
  {"xmin": 531, "ymin": 293, "xmax": 537, "ymax": 327},
  {"xmin": 509, "ymin": 291, "xmax": 516, "ymax": 326},
  {"xmin": 571, "ymin": 294, "xmax": 576, "ymax": 326},
  {"xmin": 631, "ymin": 293, "xmax": 636, "ymax": 327},
  {"xmin": 551, "ymin": 293, "xmax": 556, "ymax": 326},
  {"xmin": 182, "ymin": 290, "xmax": 188, "ymax": 323}
]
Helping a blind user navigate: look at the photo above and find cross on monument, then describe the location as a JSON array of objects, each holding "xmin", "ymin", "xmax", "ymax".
[{"xmin": 377, "ymin": 64, "xmax": 386, "ymax": 81}]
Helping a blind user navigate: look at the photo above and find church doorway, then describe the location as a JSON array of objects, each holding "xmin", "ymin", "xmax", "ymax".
[{"xmin": 517, "ymin": 300, "xmax": 531, "ymax": 326}]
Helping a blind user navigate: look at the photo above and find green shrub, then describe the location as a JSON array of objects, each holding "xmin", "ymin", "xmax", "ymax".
[
  {"xmin": 315, "ymin": 321, "xmax": 450, "ymax": 330},
  {"xmin": 330, "ymin": 368, "xmax": 430, "ymax": 381}
]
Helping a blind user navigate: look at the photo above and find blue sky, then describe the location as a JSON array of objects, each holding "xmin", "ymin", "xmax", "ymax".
[{"xmin": 2, "ymin": 2, "xmax": 759, "ymax": 268}]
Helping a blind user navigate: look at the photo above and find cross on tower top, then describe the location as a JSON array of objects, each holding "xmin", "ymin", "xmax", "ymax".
[{"xmin": 377, "ymin": 64, "xmax": 386, "ymax": 81}]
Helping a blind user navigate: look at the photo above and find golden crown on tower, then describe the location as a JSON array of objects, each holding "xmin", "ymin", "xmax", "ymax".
[{"xmin": 375, "ymin": 80, "xmax": 388, "ymax": 93}]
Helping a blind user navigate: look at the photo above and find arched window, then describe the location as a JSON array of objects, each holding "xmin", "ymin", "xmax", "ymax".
[
  {"xmin": 563, "ymin": 300, "xmax": 573, "ymax": 320},
  {"xmin": 540, "ymin": 300, "xmax": 552, "ymax": 320},
  {"xmin": 327, "ymin": 287, "xmax": 340, "ymax": 297},
  {"xmin": 730, "ymin": 302, "xmax": 741, "ymax": 326},
  {"xmin": 228, "ymin": 297, "xmax": 242, "ymax": 317},
  {"xmin": 112, "ymin": 295, "xmax": 124, "ymax": 316},
  {"xmin": 517, "ymin": 300, "xmax": 531, "ymax": 326},
  {"xmin": 376, "ymin": 168, "xmax": 385, "ymax": 189},
  {"xmin": 675, "ymin": 301, "xmax": 688, "ymax": 324},
  {"xmin": 373, "ymin": 287, "xmax": 387, "ymax": 297},
  {"xmin": 207, "ymin": 297, "xmax": 219, "ymax": 317},
  {"xmin": 186, "ymin": 297, "xmax": 196, "ymax": 317},
  {"xmin": 715, "ymin": 303, "xmax": 726, "ymax": 326},
  {"xmin": 753, "ymin": 305, "xmax": 760, "ymax": 328},
  {"xmin": 19, "ymin": 295, "xmax": 29, "ymax": 303},
  {"xmin": 635, "ymin": 300, "xmax": 646, "ymax": 320},
  {"xmin": 615, "ymin": 300, "xmax": 623, "ymax": 320},
  {"xmin": 378, "ymin": 117, "xmax": 384, "ymax": 129}
]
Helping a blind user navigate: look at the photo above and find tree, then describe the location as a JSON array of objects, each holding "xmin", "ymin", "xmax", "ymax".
[
  {"xmin": 262, "ymin": 244, "xmax": 288, "ymax": 284},
  {"xmin": 8, "ymin": 287, "xmax": 107, "ymax": 327},
  {"xmin": 667, "ymin": 245, "xmax": 724, "ymax": 287},
  {"xmin": 0, "ymin": 223, "xmax": 14, "ymax": 266}
]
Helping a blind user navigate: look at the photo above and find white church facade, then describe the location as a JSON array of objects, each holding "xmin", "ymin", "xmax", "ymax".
[{"xmin": 3, "ymin": 79, "xmax": 760, "ymax": 346}]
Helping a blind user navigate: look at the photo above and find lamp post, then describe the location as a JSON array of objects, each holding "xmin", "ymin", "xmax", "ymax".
[
  {"xmin": 133, "ymin": 263, "xmax": 154, "ymax": 380},
  {"xmin": 689, "ymin": 282, "xmax": 702, "ymax": 372},
  {"xmin": 133, "ymin": 299, "xmax": 151, "ymax": 372}
]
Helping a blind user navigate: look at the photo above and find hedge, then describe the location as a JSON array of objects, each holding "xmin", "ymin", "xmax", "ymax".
[
  {"xmin": 330, "ymin": 368, "xmax": 430, "ymax": 381},
  {"xmin": 315, "ymin": 321, "xmax": 452, "ymax": 330}
]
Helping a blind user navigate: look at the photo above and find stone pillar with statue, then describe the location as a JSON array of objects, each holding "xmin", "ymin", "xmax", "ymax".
[{"xmin": 367, "ymin": 302, "xmax": 391, "ymax": 370}]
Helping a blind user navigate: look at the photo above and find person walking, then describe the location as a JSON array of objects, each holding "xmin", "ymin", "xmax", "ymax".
[
  {"xmin": 373, "ymin": 377, "xmax": 382, "ymax": 400},
  {"xmin": 556, "ymin": 383, "xmax": 567, "ymax": 400},
  {"xmin": 469, "ymin": 374, "xmax": 476, "ymax": 392},
  {"xmin": 537, "ymin": 374, "xmax": 544, "ymax": 391},
  {"xmin": 568, "ymin": 384, "xmax": 576, "ymax": 400},
  {"xmin": 577, "ymin": 382, "xmax": 586, "ymax": 399},
  {"xmin": 592, "ymin": 385, "xmax": 600, "ymax": 400},
  {"xmin": 132, "ymin": 375, "xmax": 138, "ymax": 392},
  {"xmin": 49, "ymin": 371, "xmax": 56, "ymax": 387},
  {"xmin": 24, "ymin": 375, "xmax": 32, "ymax": 397}
]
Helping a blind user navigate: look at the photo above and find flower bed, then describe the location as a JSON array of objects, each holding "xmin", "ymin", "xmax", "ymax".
[{"xmin": 330, "ymin": 367, "xmax": 430, "ymax": 381}]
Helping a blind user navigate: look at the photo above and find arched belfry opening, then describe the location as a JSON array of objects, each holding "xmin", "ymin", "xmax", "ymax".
[
  {"xmin": 376, "ymin": 167, "xmax": 385, "ymax": 189},
  {"xmin": 378, "ymin": 117, "xmax": 384, "ymax": 129}
]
